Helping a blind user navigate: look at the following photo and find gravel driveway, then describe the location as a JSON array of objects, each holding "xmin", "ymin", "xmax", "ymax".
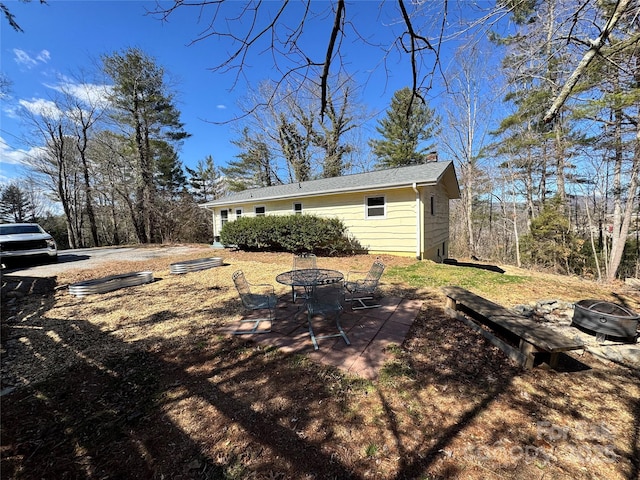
[{"xmin": 2, "ymin": 245, "xmax": 208, "ymax": 278}]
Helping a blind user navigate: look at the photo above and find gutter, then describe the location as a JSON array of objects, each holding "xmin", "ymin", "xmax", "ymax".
[{"xmin": 412, "ymin": 182, "xmax": 421, "ymax": 260}]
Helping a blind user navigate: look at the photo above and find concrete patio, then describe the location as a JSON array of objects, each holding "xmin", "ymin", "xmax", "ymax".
[{"xmin": 224, "ymin": 295, "xmax": 423, "ymax": 379}]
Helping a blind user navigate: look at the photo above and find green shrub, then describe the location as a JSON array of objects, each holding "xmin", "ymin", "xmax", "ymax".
[
  {"xmin": 220, "ymin": 214, "xmax": 364, "ymax": 255},
  {"xmin": 520, "ymin": 197, "xmax": 585, "ymax": 274}
]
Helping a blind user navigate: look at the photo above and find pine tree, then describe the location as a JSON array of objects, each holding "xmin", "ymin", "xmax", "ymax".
[
  {"xmin": 222, "ymin": 127, "xmax": 279, "ymax": 191},
  {"xmin": 102, "ymin": 47, "xmax": 190, "ymax": 243},
  {"xmin": 0, "ymin": 183, "xmax": 34, "ymax": 222},
  {"xmin": 369, "ymin": 87, "xmax": 439, "ymax": 169},
  {"xmin": 186, "ymin": 155, "xmax": 224, "ymax": 202}
]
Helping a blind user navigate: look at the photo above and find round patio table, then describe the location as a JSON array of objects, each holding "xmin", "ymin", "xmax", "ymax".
[
  {"xmin": 276, "ymin": 268, "xmax": 344, "ymax": 301},
  {"xmin": 277, "ymin": 268, "xmax": 343, "ymax": 287}
]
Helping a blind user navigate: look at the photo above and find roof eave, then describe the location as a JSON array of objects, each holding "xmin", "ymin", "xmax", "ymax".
[
  {"xmin": 200, "ymin": 161, "xmax": 461, "ymax": 208},
  {"xmin": 199, "ymin": 182, "xmax": 441, "ymax": 209}
]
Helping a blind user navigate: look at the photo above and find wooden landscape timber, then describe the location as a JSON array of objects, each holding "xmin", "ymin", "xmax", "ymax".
[{"xmin": 442, "ymin": 286, "xmax": 585, "ymax": 369}]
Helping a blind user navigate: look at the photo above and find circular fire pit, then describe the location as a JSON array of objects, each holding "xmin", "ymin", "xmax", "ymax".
[
  {"xmin": 169, "ymin": 257, "xmax": 223, "ymax": 274},
  {"xmin": 69, "ymin": 271, "xmax": 154, "ymax": 297},
  {"xmin": 572, "ymin": 300, "xmax": 639, "ymax": 342}
]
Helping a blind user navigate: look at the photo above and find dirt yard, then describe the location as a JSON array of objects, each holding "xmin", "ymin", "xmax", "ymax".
[{"xmin": 1, "ymin": 246, "xmax": 639, "ymax": 479}]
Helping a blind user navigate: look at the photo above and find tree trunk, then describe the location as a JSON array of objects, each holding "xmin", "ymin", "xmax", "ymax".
[
  {"xmin": 606, "ymin": 111, "xmax": 640, "ymax": 281},
  {"xmin": 512, "ymin": 198, "xmax": 521, "ymax": 268},
  {"xmin": 584, "ymin": 197, "xmax": 602, "ymax": 282},
  {"xmin": 77, "ymin": 132, "xmax": 100, "ymax": 247}
]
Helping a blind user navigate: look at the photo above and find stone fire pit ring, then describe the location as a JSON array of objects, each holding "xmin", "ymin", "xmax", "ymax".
[
  {"xmin": 169, "ymin": 257, "xmax": 223, "ymax": 274},
  {"xmin": 69, "ymin": 271, "xmax": 154, "ymax": 297}
]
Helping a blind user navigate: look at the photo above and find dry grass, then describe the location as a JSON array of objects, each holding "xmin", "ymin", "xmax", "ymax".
[{"xmin": 1, "ymin": 246, "xmax": 639, "ymax": 480}]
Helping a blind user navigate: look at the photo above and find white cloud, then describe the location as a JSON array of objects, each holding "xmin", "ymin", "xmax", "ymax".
[
  {"xmin": 0, "ymin": 136, "xmax": 43, "ymax": 167},
  {"xmin": 46, "ymin": 78, "xmax": 113, "ymax": 108},
  {"xmin": 36, "ymin": 50, "xmax": 51, "ymax": 63},
  {"xmin": 2, "ymin": 103, "xmax": 20, "ymax": 120},
  {"xmin": 216, "ymin": 104, "xmax": 227, "ymax": 109},
  {"xmin": 13, "ymin": 81, "xmax": 113, "ymax": 127},
  {"xmin": 13, "ymin": 49, "xmax": 37, "ymax": 68},
  {"xmin": 19, "ymin": 98, "xmax": 63, "ymax": 119},
  {"xmin": 13, "ymin": 49, "xmax": 50, "ymax": 68}
]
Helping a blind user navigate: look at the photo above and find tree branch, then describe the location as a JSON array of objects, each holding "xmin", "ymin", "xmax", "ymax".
[
  {"xmin": 398, "ymin": 0, "xmax": 434, "ymax": 108},
  {"xmin": 543, "ymin": 0, "xmax": 634, "ymax": 123},
  {"xmin": 320, "ymin": 0, "xmax": 345, "ymax": 120}
]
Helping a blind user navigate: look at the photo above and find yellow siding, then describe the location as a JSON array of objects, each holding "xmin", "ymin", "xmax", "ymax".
[
  {"xmin": 304, "ymin": 189, "xmax": 417, "ymax": 255},
  {"xmin": 215, "ymin": 185, "xmax": 452, "ymax": 259},
  {"xmin": 421, "ymin": 184, "xmax": 451, "ymax": 261}
]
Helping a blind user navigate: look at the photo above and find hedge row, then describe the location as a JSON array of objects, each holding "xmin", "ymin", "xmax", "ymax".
[{"xmin": 220, "ymin": 215, "xmax": 365, "ymax": 255}]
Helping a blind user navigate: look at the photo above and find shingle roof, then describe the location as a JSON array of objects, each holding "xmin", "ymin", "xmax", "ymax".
[{"xmin": 200, "ymin": 161, "xmax": 459, "ymax": 207}]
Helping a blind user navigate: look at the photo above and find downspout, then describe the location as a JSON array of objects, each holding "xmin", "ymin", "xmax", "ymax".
[
  {"xmin": 212, "ymin": 208, "xmax": 217, "ymax": 242},
  {"xmin": 413, "ymin": 183, "xmax": 421, "ymax": 260}
]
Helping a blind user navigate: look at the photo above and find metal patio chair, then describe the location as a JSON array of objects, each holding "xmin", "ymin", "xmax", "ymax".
[
  {"xmin": 291, "ymin": 252, "xmax": 317, "ymax": 302},
  {"xmin": 306, "ymin": 282, "xmax": 350, "ymax": 350},
  {"xmin": 343, "ymin": 259, "xmax": 385, "ymax": 310},
  {"xmin": 231, "ymin": 270, "xmax": 277, "ymax": 334}
]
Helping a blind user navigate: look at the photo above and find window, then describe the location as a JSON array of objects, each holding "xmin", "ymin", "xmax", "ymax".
[
  {"xmin": 255, "ymin": 206, "xmax": 266, "ymax": 216},
  {"xmin": 235, "ymin": 208, "xmax": 243, "ymax": 218},
  {"xmin": 293, "ymin": 202, "xmax": 303, "ymax": 215},
  {"xmin": 430, "ymin": 196, "xmax": 435, "ymax": 215},
  {"xmin": 220, "ymin": 209, "xmax": 229, "ymax": 227},
  {"xmin": 366, "ymin": 196, "xmax": 386, "ymax": 218}
]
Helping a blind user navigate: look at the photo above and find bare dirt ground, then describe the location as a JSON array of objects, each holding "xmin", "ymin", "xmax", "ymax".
[{"xmin": 1, "ymin": 245, "xmax": 639, "ymax": 480}]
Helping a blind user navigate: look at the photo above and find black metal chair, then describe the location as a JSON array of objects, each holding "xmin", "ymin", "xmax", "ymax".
[
  {"xmin": 292, "ymin": 252, "xmax": 317, "ymax": 302},
  {"xmin": 343, "ymin": 259, "xmax": 385, "ymax": 310},
  {"xmin": 306, "ymin": 282, "xmax": 350, "ymax": 350},
  {"xmin": 231, "ymin": 270, "xmax": 277, "ymax": 334}
]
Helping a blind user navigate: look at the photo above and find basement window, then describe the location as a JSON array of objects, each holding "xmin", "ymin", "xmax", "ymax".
[{"xmin": 366, "ymin": 196, "xmax": 386, "ymax": 219}]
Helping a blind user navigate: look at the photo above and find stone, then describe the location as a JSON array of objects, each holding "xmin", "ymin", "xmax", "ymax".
[{"xmin": 513, "ymin": 299, "xmax": 639, "ymax": 369}]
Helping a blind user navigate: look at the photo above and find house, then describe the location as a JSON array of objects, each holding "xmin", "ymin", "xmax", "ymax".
[{"xmin": 200, "ymin": 161, "xmax": 460, "ymax": 261}]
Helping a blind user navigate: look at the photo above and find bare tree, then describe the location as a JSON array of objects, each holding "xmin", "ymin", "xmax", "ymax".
[
  {"xmin": 20, "ymin": 98, "xmax": 84, "ymax": 248},
  {"xmin": 58, "ymin": 75, "xmax": 110, "ymax": 246},
  {"xmin": 89, "ymin": 130, "xmax": 140, "ymax": 245},
  {"xmin": 235, "ymin": 78, "xmax": 362, "ymax": 182},
  {"xmin": 439, "ymin": 43, "xmax": 496, "ymax": 257},
  {"xmin": 150, "ymin": 1, "xmax": 473, "ymax": 117},
  {"xmin": 312, "ymin": 80, "xmax": 358, "ymax": 178}
]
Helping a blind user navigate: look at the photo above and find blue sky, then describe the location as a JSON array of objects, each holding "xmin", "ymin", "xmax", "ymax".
[{"xmin": 1, "ymin": 1, "xmax": 504, "ymax": 185}]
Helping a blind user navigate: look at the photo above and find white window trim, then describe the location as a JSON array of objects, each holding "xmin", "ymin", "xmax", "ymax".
[
  {"xmin": 220, "ymin": 209, "xmax": 229, "ymax": 232},
  {"xmin": 293, "ymin": 202, "xmax": 303, "ymax": 214},
  {"xmin": 254, "ymin": 205, "xmax": 266, "ymax": 216},
  {"xmin": 365, "ymin": 195, "xmax": 386, "ymax": 219},
  {"xmin": 235, "ymin": 207, "xmax": 243, "ymax": 218}
]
